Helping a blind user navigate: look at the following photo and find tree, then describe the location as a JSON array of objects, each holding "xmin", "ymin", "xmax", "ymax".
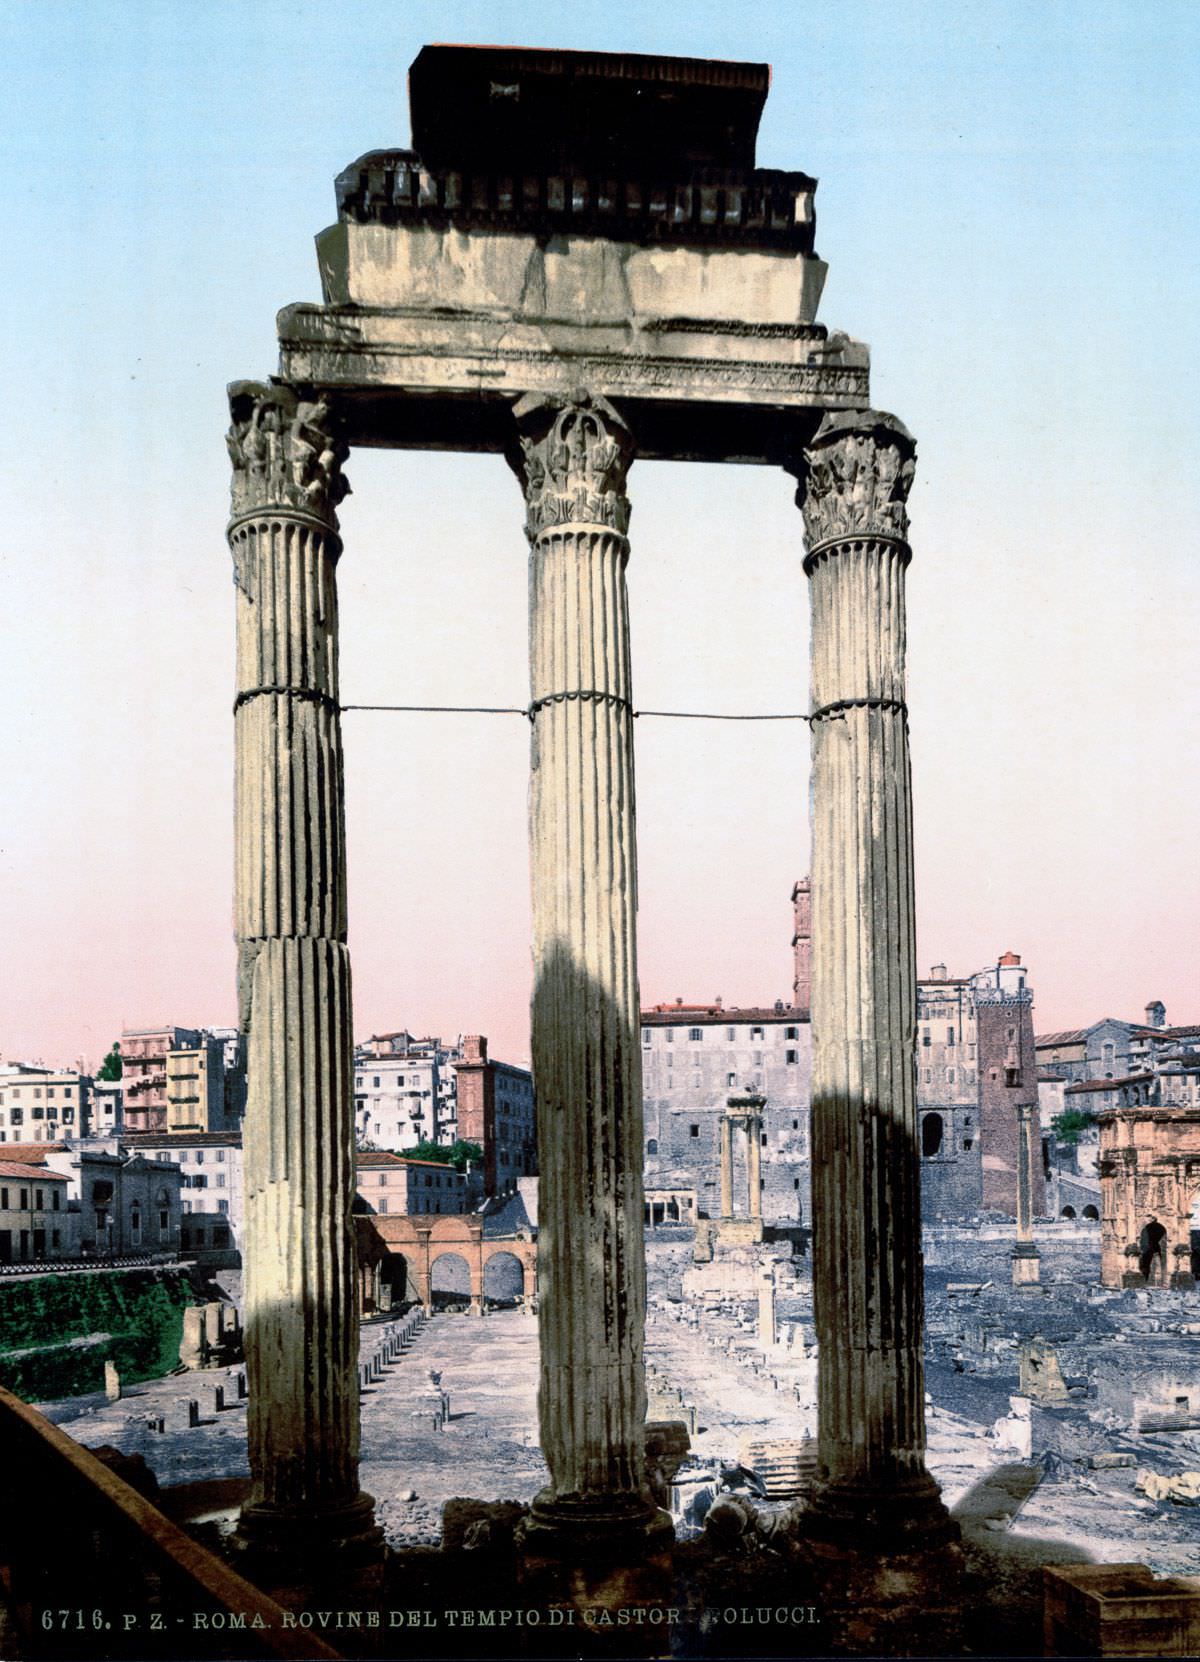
[
  {"xmin": 404, "ymin": 1138, "xmax": 483, "ymax": 1173},
  {"xmin": 97, "ymin": 1043, "xmax": 122, "ymax": 1081},
  {"xmin": 1051, "ymin": 1108, "xmax": 1096, "ymax": 1147}
]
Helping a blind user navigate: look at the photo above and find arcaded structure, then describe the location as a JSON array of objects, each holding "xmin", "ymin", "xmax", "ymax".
[
  {"xmin": 1098, "ymin": 1105, "xmax": 1200, "ymax": 1288},
  {"xmin": 226, "ymin": 44, "xmax": 947, "ymax": 1563}
]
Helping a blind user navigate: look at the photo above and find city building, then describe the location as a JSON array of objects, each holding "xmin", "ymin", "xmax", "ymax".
[
  {"xmin": 120, "ymin": 1027, "xmax": 203, "ymax": 1133},
  {"xmin": 91, "ymin": 1079, "xmax": 124, "ymax": 1136},
  {"xmin": 354, "ymin": 1150, "xmax": 468, "ymax": 1217},
  {"xmin": 5, "ymin": 1140, "xmax": 183, "ymax": 1258},
  {"xmin": 1098, "ymin": 1104, "xmax": 1200, "ymax": 1289},
  {"xmin": 917, "ymin": 953, "xmax": 1044, "ymax": 1221},
  {"xmin": 0, "ymin": 1162, "xmax": 72, "ymax": 1263},
  {"xmin": 0, "ymin": 1066, "xmax": 91, "ymax": 1144},
  {"xmin": 122, "ymin": 1131, "xmax": 242, "ymax": 1265},
  {"xmin": 454, "ymin": 1035, "xmax": 536, "ymax": 1197},
  {"xmin": 354, "ymin": 1033, "xmax": 460, "ymax": 1150},
  {"xmin": 1034, "ymin": 1019, "xmax": 1138, "ymax": 1085},
  {"xmin": 166, "ymin": 1039, "xmax": 229, "ymax": 1134},
  {"xmin": 640, "ymin": 999, "xmax": 811, "ymax": 1223}
]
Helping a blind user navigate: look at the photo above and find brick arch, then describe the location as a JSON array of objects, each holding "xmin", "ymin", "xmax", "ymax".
[{"xmin": 356, "ymin": 1212, "xmax": 536, "ymax": 1315}]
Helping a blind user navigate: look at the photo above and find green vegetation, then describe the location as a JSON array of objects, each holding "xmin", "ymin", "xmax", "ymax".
[
  {"xmin": 97, "ymin": 1043, "xmax": 122, "ymax": 1081},
  {"xmin": 1051, "ymin": 1107, "xmax": 1098, "ymax": 1147},
  {"xmin": 405, "ymin": 1138, "xmax": 483, "ymax": 1173},
  {"xmin": 0, "ymin": 1269, "xmax": 195, "ymax": 1401}
]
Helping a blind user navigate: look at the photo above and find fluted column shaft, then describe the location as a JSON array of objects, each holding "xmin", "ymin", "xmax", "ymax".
[
  {"xmin": 796, "ymin": 410, "xmax": 946, "ymax": 1530},
  {"xmin": 1016, "ymin": 1106, "xmax": 1034, "ymax": 1241},
  {"xmin": 748, "ymin": 1116, "xmax": 763, "ymax": 1219},
  {"xmin": 720, "ymin": 1117, "xmax": 734, "ymax": 1218},
  {"xmin": 510, "ymin": 394, "xmax": 664, "ymax": 1548},
  {"xmin": 226, "ymin": 382, "xmax": 377, "ymax": 1560}
]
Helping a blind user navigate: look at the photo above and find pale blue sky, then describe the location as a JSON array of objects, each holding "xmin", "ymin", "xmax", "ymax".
[{"xmin": 2, "ymin": 0, "xmax": 1197, "ymax": 1066}]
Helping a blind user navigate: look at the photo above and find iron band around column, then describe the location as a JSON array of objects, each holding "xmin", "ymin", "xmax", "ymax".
[
  {"xmin": 234, "ymin": 685, "xmax": 340, "ymax": 715},
  {"xmin": 527, "ymin": 689, "xmax": 633, "ymax": 719},
  {"xmin": 808, "ymin": 694, "xmax": 908, "ymax": 724}
]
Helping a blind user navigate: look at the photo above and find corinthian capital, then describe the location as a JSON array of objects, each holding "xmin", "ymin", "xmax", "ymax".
[
  {"xmin": 510, "ymin": 393, "xmax": 633, "ymax": 538},
  {"xmin": 796, "ymin": 409, "xmax": 915, "ymax": 555},
  {"xmin": 226, "ymin": 381, "xmax": 350, "ymax": 527}
]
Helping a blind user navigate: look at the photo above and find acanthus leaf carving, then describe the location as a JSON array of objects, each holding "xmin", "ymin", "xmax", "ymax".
[
  {"xmin": 511, "ymin": 393, "xmax": 633, "ymax": 538},
  {"xmin": 226, "ymin": 381, "xmax": 351, "ymax": 528},
  {"xmin": 795, "ymin": 409, "xmax": 916, "ymax": 553}
]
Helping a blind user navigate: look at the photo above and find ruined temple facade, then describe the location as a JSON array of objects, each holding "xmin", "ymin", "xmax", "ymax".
[
  {"xmin": 1098, "ymin": 1106, "xmax": 1200, "ymax": 1289},
  {"xmin": 226, "ymin": 44, "xmax": 949, "ymax": 1566}
]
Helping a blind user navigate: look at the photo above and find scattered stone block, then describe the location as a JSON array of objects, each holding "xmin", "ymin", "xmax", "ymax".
[
  {"xmin": 103, "ymin": 1360, "xmax": 121, "ymax": 1402},
  {"xmin": 1091, "ymin": 1452, "xmax": 1136, "ymax": 1469},
  {"xmin": 1044, "ymin": 1563, "xmax": 1200, "ymax": 1657}
]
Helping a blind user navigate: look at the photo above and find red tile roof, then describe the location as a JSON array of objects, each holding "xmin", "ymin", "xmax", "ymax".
[
  {"xmin": 1035, "ymin": 1030, "xmax": 1088, "ymax": 1048},
  {"xmin": 0, "ymin": 1161, "xmax": 68, "ymax": 1182},
  {"xmin": 0, "ymin": 1143, "xmax": 67, "ymax": 1163}
]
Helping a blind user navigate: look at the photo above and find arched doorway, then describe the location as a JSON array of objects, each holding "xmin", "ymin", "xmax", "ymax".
[
  {"xmin": 922, "ymin": 1113, "xmax": 943, "ymax": 1158},
  {"xmin": 1061, "ymin": 1206, "xmax": 1076, "ymax": 1219},
  {"xmin": 429, "ymin": 1251, "xmax": 471, "ymax": 1310},
  {"xmin": 1082, "ymin": 1204, "xmax": 1099, "ymax": 1221},
  {"xmin": 482, "ymin": 1250, "xmax": 524, "ymax": 1309}
]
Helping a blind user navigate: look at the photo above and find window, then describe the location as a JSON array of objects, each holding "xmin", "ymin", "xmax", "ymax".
[
  {"xmin": 726, "ymin": 1073, "xmax": 736, "ymax": 1087},
  {"xmin": 130, "ymin": 1209, "xmax": 142, "ymax": 1245},
  {"xmin": 947, "ymin": 1027, "xmax": 955, "ymax": 1046},
  {"xmin": 373, "ymin": 1076, "xmax": 381, "ymax": 1089},
  {"xmin": 0, "ymin": 1189, "xmax": 7, "ymax": 1208},
  {"xmin": 159, "ymin": 1209, "xmax": 169, "ymax": 1236},
  {"xmin": 761, "ymin": 1133, "xmax": 767, "ymax": 1146},
  {"xmin": 379, "ymin": 1198, "xmax": 388, "ymax": 1214},
  {"xmin": 664, "ymin": 1029, "xmax": 674, "ymax": 1043},
  {"xmin": 646, "ymin": 1138, "xmax": 658, "ymax": 1155},
  {"xmin": 9, "ymin": 1110, "xmax": 21, "ymax": 1125},
  {"xmin": 216, "ymin": 1174, "xmax": 226, "ymax": 1188},
  {"xmin": 53, "ymin": 1190, "xmax": 61, "ymax": 1211},
  {"xmin": 962, "ymin": 1138, "xmax": 973, "ymax": 1151},
  {"xmin": 20, "ymin": 1189, "xmax": 28, "ymax": 1209},
  {"xmin": 216, "ymin": 1150, "xmax": 225, "ymax": 1163},
  {"xmin": 786, "ymin": 1050, "xmax": 798, "ymax": 1064},
  {"xmin": 922, "ymin": 1032, "xmax": 931, "ymax": 1047},
  {"xmin": 195, "ymin": 1151, "xmax": 204, "ymax": 1165},
  {"xmin": 47, "ymin": 1088, "xmax": 55, "ymax": 1100},
  {"xmin": 64, "ymin": 1087, "xmax": 72, "ymax": 1099},
  {"xmin": 689, "ymin": 1124, "xmax": 700, "ymax": 1139},
  {"xmin": 750, "ymin": 1026, "xmax": 763, "ymax": 1041},
  {"xmin": 947, "ymin": 1069, "xmax": 955, "ymax": 1084},
  {"xmin": 793, "ymin": 1178, "xmax": 800, "ymax": 1190},
  {"xmin": 378, "ymin": 1173, "xmax": 387, "ymax": 1185},
  {"xmin": 921, "ymin": 1114, "xmax": 944, "ymax": 1158},
  {"xmin": 35, "ymin": 1189, "xmax": 44, "ymax": 1210},
  {"xmin": 52, "ymin": 1229, "xmax": 61, "ymax": 1249},
  {"xmin": 1005, "ymin": 1068, "xmax": 1020, "ymax": 1088},
  {"xmin": 785, "ymin": 1026, "xmax": 798, "ymax": 1040},
  {"xmin": 217, "ymin": 1200, "xmax": 228, "ymax": 1215},
  {"xmin": 727, "ymin": 1027, "xmax": 736, "ymax": 1042},
  {"xmin": 792, "ymin": 1118, "xmax": 799, "ymax": 1130},
  {"xmin": 688, "ymin": 1028, "xmax": 703, "ymax": 1042},
  {"xmin": 641, "ymin": 1029, "xmax": 651, "ymax": 1046}
]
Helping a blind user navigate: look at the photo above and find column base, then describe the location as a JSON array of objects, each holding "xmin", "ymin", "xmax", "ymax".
[
  {"xmin": 802, "ymin": 1468, "xmax": 957, "ymax": 1547},
  {"xmin": 517, "ymin": 1488, "xmax": 674, "ymax": 1563},
  {"xmin": 233, "ymin": 1491, "xmax": 385, "ymax": 1577}
]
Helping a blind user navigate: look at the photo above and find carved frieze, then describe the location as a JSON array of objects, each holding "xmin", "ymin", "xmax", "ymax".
[
  {"xmin": 226, "ymin": 381, "xmax": 350, "ymax": 527},
  {"xmin": 511, "ymin": 393, "xmax": 633, "ymax": 538},
  {"xmin": 796, "ymin": 408, "xmax": 916, "ymax": 554}
]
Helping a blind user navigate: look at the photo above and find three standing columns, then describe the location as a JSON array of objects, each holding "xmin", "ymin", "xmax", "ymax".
[
  {"xmin": 509, "ymin": 393, "xmax": 671, "ymax": 1554},
  {"xmin": 226, "ymin": 382, "xmax": 381, "ymax": 1567},
  {"xmin": 793, "ymin": 410, "xmax": 950, "ymax": 1538}
]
